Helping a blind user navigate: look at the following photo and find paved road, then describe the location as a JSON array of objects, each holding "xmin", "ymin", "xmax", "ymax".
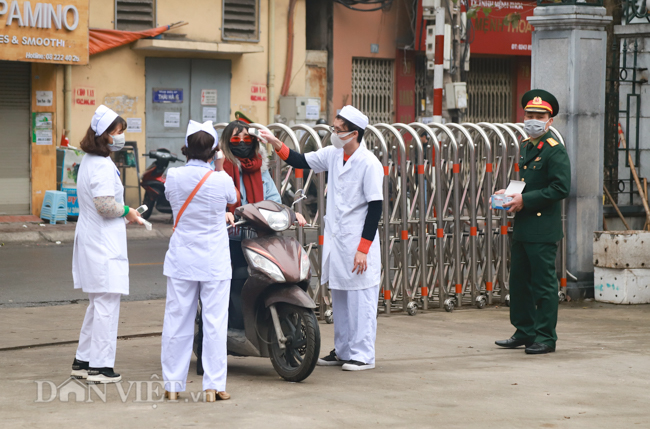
[
  {"xmin": 0, "ymin": 238, "xmax": 169, "ymax": 307},
  {"xmin": 2, "ymin": 301, "xmax": 650, "ymax": 428}
]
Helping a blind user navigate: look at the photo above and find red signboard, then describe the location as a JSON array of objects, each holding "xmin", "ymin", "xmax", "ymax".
[{"xmin": 468, "ymin": 0, "xmax": 536, "ymax": 56}]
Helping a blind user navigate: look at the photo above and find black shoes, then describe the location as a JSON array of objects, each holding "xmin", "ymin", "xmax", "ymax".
[
  {"xmin": 87, "ymin": 367, "xmax": 122, "ymax": 384},
  {"xmin": 71, "ymin": 358, "xmax": 89, "ymax": 379},
  {"xmin": 525, "ymin": 342, "xmax": 555, "ymax": 355},
  {"xmin": 317, "ymin": 349, "xmax": 346, "ymax": 366},
  {"xmin": 495, "ymin": 336, "xmax": 534, "ymax": 349}
]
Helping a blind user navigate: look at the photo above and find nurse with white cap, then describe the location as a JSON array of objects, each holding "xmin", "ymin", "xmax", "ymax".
[
  {"xmin": 264, "ymin": 105, "xmax": 384, "ymax": 371},
  {"xmin": 161, "ymin": 120, "xmax": 237, "ymax": 401},
  {"xmin": 71, "ymin": 104, "xmax": 144, "ymax": 384}
]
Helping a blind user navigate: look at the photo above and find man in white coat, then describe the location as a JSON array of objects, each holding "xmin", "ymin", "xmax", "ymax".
[{"xmin": 262, "ymin": 105, "xmax": 383, "ymax": 371}]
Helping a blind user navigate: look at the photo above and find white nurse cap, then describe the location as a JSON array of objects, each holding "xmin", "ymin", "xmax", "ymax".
[
  {"xmin": 91, "ymin": 105, "xmax": 119, "ymax": 136},
  {"xmin": 185, "ymin": 120, "xmax": 218, "ymax": 149},
  {"xmin": 338, "ymin": 105, "xmax": 369, "ymax": 130}
]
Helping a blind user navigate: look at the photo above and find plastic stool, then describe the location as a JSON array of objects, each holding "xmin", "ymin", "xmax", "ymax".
[{"xmin": 40, "ymin": 190, "xmax": 68, "ymax": 225}]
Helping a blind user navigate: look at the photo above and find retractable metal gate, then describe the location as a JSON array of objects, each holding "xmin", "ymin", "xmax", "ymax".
[{"xmin": 228, "ymin": 122, "xmax": 568, "ymax": 319}]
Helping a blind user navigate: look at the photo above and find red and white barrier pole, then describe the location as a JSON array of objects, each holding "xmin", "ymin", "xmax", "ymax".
[{"xmin": 433, "ymin": 6, "xmax": 445, "ymax": 123}]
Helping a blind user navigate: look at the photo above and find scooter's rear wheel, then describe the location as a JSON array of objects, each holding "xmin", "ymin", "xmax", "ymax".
[{"xmin": 268, "ymin": 304, "xmax": 320, "ymax": 382}]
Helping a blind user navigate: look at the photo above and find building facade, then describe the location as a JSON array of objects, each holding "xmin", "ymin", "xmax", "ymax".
[{"xmin": 0, "ymin": 0, "xmax": 308, "ymax": 214}]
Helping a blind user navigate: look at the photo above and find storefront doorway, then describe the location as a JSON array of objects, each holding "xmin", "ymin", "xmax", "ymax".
[{"xmin": 0, "ymin": 61, "xmax": 31, "ymax": 215}]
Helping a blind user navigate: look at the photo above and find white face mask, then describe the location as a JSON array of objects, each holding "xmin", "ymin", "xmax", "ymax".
[
  {"xmin": 330, "ymin": 131, "xmax": 354, "ymax": 149},
  {"xmin": 108, "ymin": 133, "xmax": 126, "ymax": 151},
  {"xmin": 523, "ymin": 119, "xmax": 550, "ymax": 139}
]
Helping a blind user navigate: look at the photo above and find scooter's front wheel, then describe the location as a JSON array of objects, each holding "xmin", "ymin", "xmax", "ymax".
[{"xmin": 268, "ymin": 304, "xmax": 320, "ymax": 382}]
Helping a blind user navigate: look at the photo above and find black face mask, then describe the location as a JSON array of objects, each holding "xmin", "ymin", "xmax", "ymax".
[{"xmin": 230, "ymin": 143, "xmax": 255, "ymax": 159}]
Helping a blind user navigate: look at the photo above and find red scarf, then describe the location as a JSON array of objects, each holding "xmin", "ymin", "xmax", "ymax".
[{"xmin": 223, "ymin": 155, "xmax": 264, "ymax": 213}]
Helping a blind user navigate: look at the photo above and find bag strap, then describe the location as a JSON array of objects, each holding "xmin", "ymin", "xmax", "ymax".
[{"xmin": 173, "ymin": 170, "xmax": 213, "ymax": 232}]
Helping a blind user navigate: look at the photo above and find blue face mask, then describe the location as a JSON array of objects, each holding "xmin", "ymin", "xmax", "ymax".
[{"xmin": 108, "ymin": 133, "xmax": 126, "ymax": 151}]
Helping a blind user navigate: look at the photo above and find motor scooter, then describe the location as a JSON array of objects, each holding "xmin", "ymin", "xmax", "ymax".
[
  {"xmin": 193, "ymin": 200, "xmax": 320, "ymax": 382},
  {"xmin": 140, "ymin": 149, "xmax": 184, "ymax": 219}
]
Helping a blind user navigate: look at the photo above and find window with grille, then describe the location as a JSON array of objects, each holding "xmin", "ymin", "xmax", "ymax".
[
  {"xmin": 352, "ymin": 58, "xmax": 394, "ymax": 124},
  {"xmin": 466, "ymin": 57, "xmax": 513, "ymax": 123},
  {"xmin": 222, "ymin": 0, "xmax": 260, "ymax": 42},
  {"xmin": 115, "ymin": 0, "xmax": 156, "ymax": 31}
]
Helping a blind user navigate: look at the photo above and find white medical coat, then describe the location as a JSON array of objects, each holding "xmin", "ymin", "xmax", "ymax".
[
  {"xmin": 72, "ymin": 154, "xmax": 129, "ymax": 294},
  {"xmin": 305, "ymin": 145, "xmax": 384, "ymax": 291},
  {"xmin": 163, "ymin": 160, "xmax": 237, "ymax": 281}
]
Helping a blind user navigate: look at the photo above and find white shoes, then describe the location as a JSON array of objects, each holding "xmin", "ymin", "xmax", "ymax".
[{"xmin": 342, "ymin": 360, "xmax": 375, "ymax": 371}]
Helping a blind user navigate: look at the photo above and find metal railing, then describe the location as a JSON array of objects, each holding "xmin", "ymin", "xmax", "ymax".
[{"xmin": 236, "ymin": 122, "xmax": 569, "ymax": 318}]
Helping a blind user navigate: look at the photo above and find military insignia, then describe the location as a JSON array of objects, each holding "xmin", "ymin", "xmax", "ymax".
[
  {"xmin": 537, "ymin": 141, "xmax": 544, "ymax": 150},
  {"xmin": 532, "ymin": 96, "xmax": 543, "ymax": 105},
  {"xmin": 535, "ymin": 157, "xmax": 541, "ymax": 161},
  {"xmin": 547, "ymin": 138, "xmax": 559, "ymax": 147}
]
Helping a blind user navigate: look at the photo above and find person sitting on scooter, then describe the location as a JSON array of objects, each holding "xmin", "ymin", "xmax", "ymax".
[
  {"xmin": 161, "ymin": 120, "xmax": 237, "ymax": 402},
  {"xmin": 220, "ymin": 121, "xmax": 306, "ymax": 330}
]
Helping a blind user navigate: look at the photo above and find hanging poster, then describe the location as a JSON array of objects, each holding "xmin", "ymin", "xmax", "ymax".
[
  {"xmin": 36, "ymin": 91, "xmax": 53, "ymax": 106},
  {"xmin": 126, "ymin": 118, "xmax": 142, "ymax": 133},
  {"xmin": 201, "ymin": 89, "xmax": 218, "ymax": 105},
  {"xmin": 32, "ymin": 112, "xmax": 53, "ymax": 145},
  {"xmin": 202, "ymin": 107, "xmax": 217, "ymax": 122},
  {"xmin": 164, "ymin": 112, "xmax": 180, "ymax": 128}
]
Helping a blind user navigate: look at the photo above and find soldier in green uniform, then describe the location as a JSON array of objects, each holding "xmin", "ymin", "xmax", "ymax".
[{"xmin": 495, "ymin": 89, "xmax": 571, "ymax": 355}]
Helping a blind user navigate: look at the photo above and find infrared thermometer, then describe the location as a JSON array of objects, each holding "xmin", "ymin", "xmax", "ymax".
[{"xmin": 248, "ymin": 127, "xmax": 267, "ymax": 143}]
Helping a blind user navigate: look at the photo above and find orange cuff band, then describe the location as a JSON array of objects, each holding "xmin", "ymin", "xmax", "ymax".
[
  {"xmin": 357, "ymin": 238, "xmax": 372, "ymax": 254},
  {"xmin": 276, "ymin": 143, "xmax": 290, "ymax": 161}
]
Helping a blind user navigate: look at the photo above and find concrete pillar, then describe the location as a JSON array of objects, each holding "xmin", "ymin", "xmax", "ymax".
[{"xmin": 527, "ymin": 6, "xmax": 612, "ymax": 299}]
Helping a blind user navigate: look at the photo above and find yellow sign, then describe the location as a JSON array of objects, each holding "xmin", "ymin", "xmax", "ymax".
[{"xmin": 0, "ymin": 0, "xmax": 89, "ymax": 65}]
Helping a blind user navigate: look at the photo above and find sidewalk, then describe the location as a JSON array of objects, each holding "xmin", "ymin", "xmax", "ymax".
[
  {"xmin": 1, "ymin": 300, "xmax": 650, "ymax": 428},
  {"xmin": 0, "ymin": 214, "xmax": 174, "ymax": 245}
]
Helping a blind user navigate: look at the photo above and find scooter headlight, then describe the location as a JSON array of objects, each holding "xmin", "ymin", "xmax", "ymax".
[
  {"xmin": 244, "ymin": 249, "xmax": 286, "ymax": 282},
  {"xmin": 258, "ymin": 208, "xmax": 290, "ymax": 231},
  {"xmin": 300, "ymin": 247, "xmax": 311, "ymax": 281}
]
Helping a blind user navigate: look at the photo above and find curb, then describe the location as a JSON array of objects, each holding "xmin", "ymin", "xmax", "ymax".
[
  {"xmin": 0, "ymin": 226, "xmax": 173, "ymax": 245},
  {"xmin": 0, "ymin": 332, "xmax": 163, "ymax": 352}
]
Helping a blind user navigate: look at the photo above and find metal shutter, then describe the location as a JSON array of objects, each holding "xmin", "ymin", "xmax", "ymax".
[
  {"xmin": 352, "ymin": 58, "xmax": 394, "ymax": 124},
  {"xmin": 222, "ymin": 0, "xmax": 259, "ymax": 42},
  {"xmin": 115, "ymin": 0, "xmax": 156, "ymax": 31},
  {"xmin": 466, "ymin": 57, "xmax": 513, "ymax": 123},
  {"xmin": 0, "ymin": 61, "xmax": 31, "ymax": 215}
]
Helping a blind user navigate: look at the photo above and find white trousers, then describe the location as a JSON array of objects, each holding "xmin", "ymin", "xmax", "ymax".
[
  {"xmin": 76, "ymin": 292, "xmax": 122, "ymax": 368},
  {"xmin": 161, "ymin": 277, "xmax": 229, "ymax": 392},
  {"xmin": 331, "ymin": 284, "xmax": 380, "ymax": 364}
]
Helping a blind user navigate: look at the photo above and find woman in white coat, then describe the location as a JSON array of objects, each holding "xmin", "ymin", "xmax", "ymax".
[
  {"xmin": 71, "ymin": 105, "xmax": 143, "ymax": 384},
  {"xmin": 161, "ymin": 120, "xmax": 237, "ymax": 402}
]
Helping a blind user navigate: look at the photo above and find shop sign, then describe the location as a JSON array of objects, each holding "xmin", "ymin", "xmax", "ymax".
[
  {"xmin": 468, "ymin": 0, "xmax": 535, "ymax": 56},
  {"xmin": 0, "ymin": 0, "xmax": 89, "ymax": 64}
]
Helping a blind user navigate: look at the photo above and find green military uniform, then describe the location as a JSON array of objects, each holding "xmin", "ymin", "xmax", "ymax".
[{"xmin": 508, "ymin": 90, "xmax": 571, "ymax": 352}]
